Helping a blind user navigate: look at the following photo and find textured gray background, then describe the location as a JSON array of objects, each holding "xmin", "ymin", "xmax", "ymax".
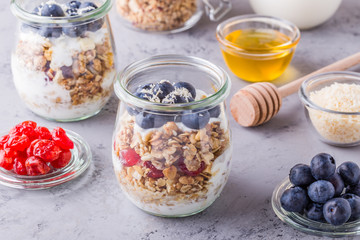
[{"xmin": 1, "ymin": 0, "xmax": 360, "ymax": 239}]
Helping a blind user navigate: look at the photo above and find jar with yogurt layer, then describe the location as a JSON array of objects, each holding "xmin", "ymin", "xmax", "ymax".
[
  {"xmin": 113, "ymin": 55, "xmax": 232, "ymax": 217},
  {"xmin": 116, "ymin": 0, "xmax": 232, "ymax": 33},
  {"xmin": 10, "ymin": 0, "xmax": 116, "ymax": 121}
]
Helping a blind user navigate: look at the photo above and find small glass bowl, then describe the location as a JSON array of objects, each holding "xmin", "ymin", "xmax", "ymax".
[
  {"xmin": 272, "ymin": 177, "xmax": 360, "ymax": 237},
  {"xmin": 0, "ymin": 129, "xmax": 92, "ymax": 190},
  {"xmin": 299, "ymin": 71, "xmax": 360, "ymax": 147},
  {"xmin": 216, "ymin": 14, "xmax": 300, "ymax": 82}
]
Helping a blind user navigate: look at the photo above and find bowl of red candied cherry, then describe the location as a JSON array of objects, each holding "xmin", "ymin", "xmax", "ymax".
[{"xmin": 0, "ymin": 121, "xmax": 74, "ymax": 176}]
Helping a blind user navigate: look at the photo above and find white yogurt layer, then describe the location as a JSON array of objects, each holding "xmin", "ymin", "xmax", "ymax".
[
  {"xmin": 11, "ymin": 56, "xmax": 116, "ymax": 120},
  {"xmin": 113, "ymin": 145, "xmax": 232, "ymax": 216}
]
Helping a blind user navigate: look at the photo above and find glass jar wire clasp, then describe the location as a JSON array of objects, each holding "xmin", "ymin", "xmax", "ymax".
[{"xmin": 204, "ymin": 0, "xmax": 232, "ymax": 21}]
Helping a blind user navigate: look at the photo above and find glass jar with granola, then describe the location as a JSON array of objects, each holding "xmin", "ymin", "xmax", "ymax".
[
  {"xmin": 116, "ymin": 0, "xmax": 232, "ymax": 33},
  {"xmin": 10, "ymin": 0, "xmax": 116, "ymax": 121},
  {"xmin": 113, "ymin": 55, "xmax": 232, "ymax": 217}
]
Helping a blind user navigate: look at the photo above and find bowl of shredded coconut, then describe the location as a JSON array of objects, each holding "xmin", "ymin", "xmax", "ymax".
[{"xmin": 299, "ymin": 71, "xmax": 360, "ymax": 147}]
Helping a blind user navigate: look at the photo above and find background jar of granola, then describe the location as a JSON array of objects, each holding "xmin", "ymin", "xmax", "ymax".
[
  {"xmin": 113, "ymin": 55, "xmax": 232, "ymax": 217},
  {"xmin": 10, "ymin": 0, "xmax": 117, "ymax": 121},
  {"xmin": 116, "ymin": 0, "xmax": 232, "ymax": 33}
]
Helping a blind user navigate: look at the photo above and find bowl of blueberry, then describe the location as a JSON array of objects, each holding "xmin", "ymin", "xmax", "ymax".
[
  {"xmin": 10, "ymin": 0, "xmax": 116, "ymax": 121},
  {"xmin": 272, "ymin": 153, "xmax": 360, "ymax": 237},
  {"xmin": 112, "ymin": 55, "xmax": 233, "ymax": 217}
]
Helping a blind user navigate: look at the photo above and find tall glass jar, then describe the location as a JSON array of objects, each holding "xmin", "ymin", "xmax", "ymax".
[
  {"xmin": 116, "ymin": 0, "xmax": 232, "ymax": 33},
  {"xmin": 112, "ymin": 55, "xmax": 232, "ymax": 217},
  {"xmin": 10, "ymin": 0, "xmax": 116, "ymax": 121}
]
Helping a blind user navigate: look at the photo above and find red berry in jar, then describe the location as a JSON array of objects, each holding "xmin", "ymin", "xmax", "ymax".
[
  {"xmin": 51, "ymin": 150, "xmax": 72, "ymax": 169},
  {"xmin": 35, "ymin": 126, "xmax": 52, "ymax": 140},
  {"xmin": 51, "ymin": 127, "xmax": 74, "ymax": 150},
  {"xmin": 179, "ymin": 159, "xmax": 206, "ymax": 176},
  {"xmin": 13, "ymin": 157, "xmax": 27, "ymax": 175},
  {"xmin": 25, "ymin": 156, "xmax": 51, "ymax": 176},
  {"xmin": 27, "ymin": 139, "xmax": 41, "ymax": 157},
  {"xmin": 144, "ymin": 161, "xmax": 164, "ymax": 179},
  {"xmin": 0, "ymin": 149, "xmax": 14, "ymax": 170},
  {"xmin": 119, "ymin": 149, "xmax": 141, "ymax": 167},
  {"xmin": 33, "ymin": 139, "xmax": 62, "ymax": 162}
]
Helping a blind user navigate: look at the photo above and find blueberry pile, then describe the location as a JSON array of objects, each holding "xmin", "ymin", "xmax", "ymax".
[
  {"xmin": 23, "ymin": 1, "xmax": 104, "ymax": 38},
  {"xmin": 128, "ymin": 80, "xmax": 221, "ymax": 130},
  {"xmin": 280, "ymin": 153, "xmax": 360, "ymax": 226}
]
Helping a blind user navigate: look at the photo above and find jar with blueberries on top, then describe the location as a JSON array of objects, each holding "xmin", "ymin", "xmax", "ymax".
[
  {"xmin": 10, "ymin": 0, "xmax": 116, "ymax": 121},
  {"xmin": 112, "ymin": 55, "xmax": 232, "ymax": 217}
]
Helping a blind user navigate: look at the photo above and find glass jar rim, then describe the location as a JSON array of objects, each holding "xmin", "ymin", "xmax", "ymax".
[
  {"xmin": 10, "ymin": 0, "xmax": 112, "ymax": 24},
  {"xmin": 299, "ymin": 71, "xmax": 360, "ymax": 115},
  {"xmin": 114, "ymin": 54, "xmax": 231, "ymax": 112},
  {"xmin": 216, "ymin": 14, "xmax": 301, "ymax": 57}
]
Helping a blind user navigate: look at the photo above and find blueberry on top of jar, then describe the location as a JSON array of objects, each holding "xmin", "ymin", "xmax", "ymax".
[
  {"xmin": 40, "ymin": 3, "xmax": 65, "ymax": 17},
  {"xmin": 174, "ymin": 82, "xmax": 196, "ymax": 99}
]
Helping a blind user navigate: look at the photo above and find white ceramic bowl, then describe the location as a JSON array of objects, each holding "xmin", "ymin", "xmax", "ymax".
[{"xmin": 249, "ymin": 0, "xmax": 342, "ymax": 29}]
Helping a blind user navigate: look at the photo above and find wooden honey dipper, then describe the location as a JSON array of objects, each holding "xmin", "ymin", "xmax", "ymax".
[{"xmin": 230, "ymin": 52, "xmax": 360, "ymax": 127}]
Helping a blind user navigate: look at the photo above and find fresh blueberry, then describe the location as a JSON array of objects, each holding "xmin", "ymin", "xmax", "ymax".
[
  {"xmin": 310, "ymin": 153, "xmax": 336, "ymax": 180},
  {"xmin": 135, "ymin": 112, "xmax": 154, "ymax": 129},
  {"xmin": 182, "ymin": 110, "xmax": 210, "ymax": 129},
  {"xmin": 289, "ymin": 164, "xmax": 315, "ymax": 187},
  {"xmin": 346, "ymin": 182, "xmax": 360, "ymax": 196},
  {"xmin": 208, "ymin": 105, "xmax": 221, "ymax": 118},
  {"xmin": 134, "ymin": 91, "xmax": 160, "ymax": 103},
  {"xmin": 32, "ymin": 5, "xmax": 41, "ymax": 15},
  {"xmin": 174, "ymin": 82, "xmax": 196, "ymax": 98},
  {"xmin": 38, "ymin": 26, "xmax": 63, "ymax": 38},
  {"xmin": 63, "ymin": 23, "xmax": 86, "ymax": 37},
  {"xmin": 78, "ymin": 2, "xmax": 104, "ymax": 32},
  {"xmin": 67, "ymin": 0, "xmax": 81, "ymax": 10},
  {"xmin": 305, "ymin": 202, "xmax": 324, "ymax": 221},
  {"xmin": 342, "ymin": 193, "xmax": 360, "ymax": 221},
  {"xmin": 308, "ymin": 180, "xmax": 335, "ymax": 203},
  {"xmin": 337, "ymin": 161, "xmax": 360, "ymax": 186},
  {"xmin": 328, "ymin": 173, "xmax": 345, "ymax": 197},
  {"xmin": 280, "ymin": 186, "xmax": 308, "ymax": 213},
  {"xmin": 153, "ymin": 81, "xmax": 175, "ymax": 100},
  {"xmin": 135, "ymin": 83, "xmax": 154, "ymax": 93},
  {"xmin": 162, "ymin": 93, "xmax": 194, "ymax": 104},
  {"xmin": 323, "ymin": 198, "xmax": 351, "ymax": 226},
  {"xmin": 153, "ymin": 113, "xmax": 175, "ymax": 128},
  {"xmin": 41, "ymin": 3, "xmax": 65, "ymax": 17}
]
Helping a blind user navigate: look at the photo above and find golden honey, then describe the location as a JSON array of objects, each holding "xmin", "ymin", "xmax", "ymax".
[{"xmin": 221, "ymin": 29, "xmax": 295, "ymax": 82}]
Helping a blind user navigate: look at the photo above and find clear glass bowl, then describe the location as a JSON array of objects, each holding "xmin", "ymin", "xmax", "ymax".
[
  {"xmin": 299, "ymin": 71, "xmax": 360, "ymax": 147},
  {"xmin": 112, "ymin": 54, "xmax": 232, "ymax": 217},
  {"xmin": 272, "ymin": 177, "xmax": 360, "ymax": 237},
  {"xmin": 216, "ymin": 14, "xmax": 300, "ymax": 82},
  {"xmin": 10, "ymin": 0, "xmax": 117, "ymax": 122},
  {"xmin": 0, "ymin": 129, "xmax": 92, "ymax": 190}
]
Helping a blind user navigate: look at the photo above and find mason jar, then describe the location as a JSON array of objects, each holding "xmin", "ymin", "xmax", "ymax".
[
  {"xmin": 116, "ymin": 0, "xmax": 232, "ymax": 33},
  {"xmin": 10, "ymin": 0, "xmax": 116, "ymax": 121},
  {"xmin": 112, "ymin": 55, "xmax": 232, "ymax": 217}
]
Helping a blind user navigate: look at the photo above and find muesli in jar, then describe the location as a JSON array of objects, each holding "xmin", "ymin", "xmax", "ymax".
[
  {"xmin": 10, "ymin": 0, "xmax": 116, "ymax": 121},
  {"xmin": 112, "ymin": 56, "xmax": 232, "ymax": 217}
]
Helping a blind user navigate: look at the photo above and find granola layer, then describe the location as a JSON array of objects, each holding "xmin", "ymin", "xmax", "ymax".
[
  {"xmin": 116, "ymin": 0, "xmax": 198, "ymax": 31},
  {"xmin": 113, "ymin": 112, "xmax": 231, "ymax": 215}
]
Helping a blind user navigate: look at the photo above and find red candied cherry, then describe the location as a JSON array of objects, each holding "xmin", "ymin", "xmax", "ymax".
[
  {"xmin": 51, "ymin": 127, "xmax": 74, "ymax": 150},
  {"xmin": 13, "ymin": 157, "xmax": 27, "ymax": 175},
  {"xmin": 33, "ymin": 139, "xmax": 62, "ymax": 162},
  {"xmin": 35, "ymin": 126, "xmax": 52, "ymax": 140},
  {"xmin": 179, "ymin": 158, "xmax": 206, "ymax": 176},
  {"xmin": 25, "ymin": 156, "xmax": 51, "ymax": 176},
  {"xmin": 51, "ymin": 150, "xmax": 72, "ymax": 169},
  {"xmin": 26, "ymin": 139, "xmax": 41, "ymax": 157},
  {"xmin": 0, "ymin": 149, "xmax": 15, "ymax": 170},
  {"xmin": 119, "ymin": 149, "xmax": 140, "ymax": 167},
  {"xmin": 144, "ymin": 161, "xmax": 164, "ymax": 179},
  {"xmin": 9, "ymin": 121, "xmax": 37, "ymax": 140},
  {"xmin": 0, "ymin": 135, "xmax": 9, "ymax": 149},
  {"xmin": 5, "ymin": 135, "xmax": 30, "ymax": 151}
]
